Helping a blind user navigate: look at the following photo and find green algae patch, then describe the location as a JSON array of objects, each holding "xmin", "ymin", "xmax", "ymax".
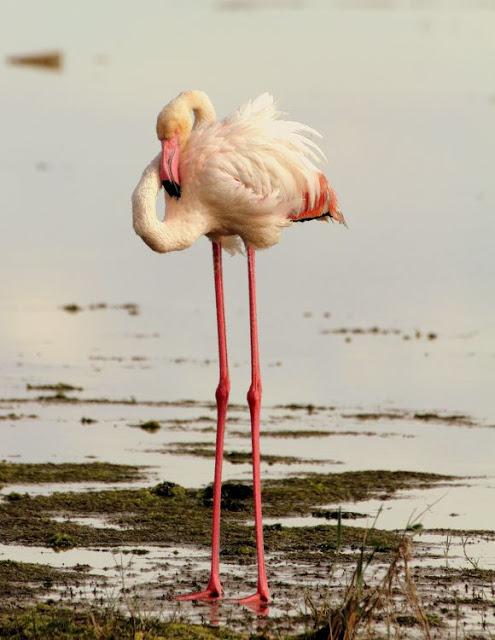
[
  {"xmin": 0, "ymin": 561, "xmax": 88, "ymax": 603},
  {"xmin": 151, "ymin": 481, "xmax": 186, "ymax": 498},
  {"xmin": 0, "ymin": 412, "xmax": 37, "ymax": 421},
  {"xmin": 0, "ymin": 462, "xmax": 146, "ymax": 486},
  {"xmin": 343, "ymin": 410, "xmax": 476, "ymax": 427},
  {"xmin": 0, "ymin": 471, "xmax": 453, "ymax": 560},
  {"xmin": 311, "ymin": 509, "xmax": 366, "ymax": 520},
  {"xmin": 222, "ymin": 522, "xmax": 399, "ymax": 562},
  {"xmin": 135, "ymin": 420, "xmax": 162, "ymax": 433},
  {"xmin": 224, "ymin": 450, "xmax": 323, "ymax": 465},
  {"xmin": 61, "ymin": 303, "xmax": 82, "ymax": 313},
  {"xmin": 166, "ymin": 443, "xmax": 325, "ymax": 465},
  {"xmin": 47, "ymin": 532, "xmax": 77, "ymax": 549},
  {"xmin": 203, "ymin": 482, "xmax": 253, "ymax": 511},
  {"xmin": 26, "ymin": 383, "xmax": 83, "ymax": 393},
  {"xmin": 262, "ymin": 470, "xmax": 454, "ymax": 518},
  {"xmin": 61, "ymin": 302, "xmax": 140, "ymax": 316},
  {"xmin": 0, "ymin": 485, "xmax": 212, "ymax": 548},
  {"xmin": 231, "ymin": 429, "xmax": 385, "ymax": 439},
  {"xmin": 0, "ymin": 604, "xmax": 246, "ymax": 638}
]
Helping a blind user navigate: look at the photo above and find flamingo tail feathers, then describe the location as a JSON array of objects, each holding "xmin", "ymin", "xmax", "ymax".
[{"xmin": 290, "ymin": 174, "xmax": 347, "ymax": 227}]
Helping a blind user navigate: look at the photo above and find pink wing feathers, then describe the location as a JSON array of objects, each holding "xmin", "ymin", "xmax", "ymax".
[
  {"xmin": 289, "ymin": 174, "xmax": 346, "ymax": 225},
  {"xmin": 180, "ymin": 94, "xmax": 345, "ymax": 248}
]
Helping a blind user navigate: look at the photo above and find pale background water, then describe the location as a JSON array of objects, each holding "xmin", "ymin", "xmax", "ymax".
[
  {"xmin": 1, "ymin": 0, "xmax": 494, "ymax": 416},
  {"xmin": 0, "ymin": 0, "xmax": 494, "ymax": 533},
  {"xmin": 1, "ymin": 2, "xmax": 495, "ymax": 611}
]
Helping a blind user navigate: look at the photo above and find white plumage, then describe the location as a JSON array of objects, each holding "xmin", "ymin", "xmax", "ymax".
[
  {"xmin": 131, "ymin": 90, "xmax": 345, "ymax": 608},
  {"xmin": 132, "ymin": 91, "xmax": 343, "ymax": 255}
]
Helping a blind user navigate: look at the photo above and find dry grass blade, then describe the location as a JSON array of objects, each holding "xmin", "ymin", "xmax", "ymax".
[{"xmin": 307, "ymin": 535, "xmax": 431, "ymax": 640}]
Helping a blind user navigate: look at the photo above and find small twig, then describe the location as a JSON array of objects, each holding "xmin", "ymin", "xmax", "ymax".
[{"xmin": 460, "ymin": 535, "xmax": 480, "ymax": 570}]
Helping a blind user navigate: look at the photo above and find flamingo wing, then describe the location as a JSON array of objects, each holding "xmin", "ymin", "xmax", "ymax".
[
  {"xmin": 183, "ymin": 94, "xmax": 325, "ymax": 214},
  {"xmin": 289, "ymin": 173, "xmax": 346, "ymax": 225},
  {"xmin": 180, "ymin": 94, "xmax": 345, "ymax": 249}
]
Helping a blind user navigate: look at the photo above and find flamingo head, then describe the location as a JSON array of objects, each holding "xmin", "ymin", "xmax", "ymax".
[
  {"xmin": 155, "ymin": 91, "xmax": 216, "ymax": 200},
  {"xmin": 156, "ymin": 100, "xmax": 193, "ymax": 199}
]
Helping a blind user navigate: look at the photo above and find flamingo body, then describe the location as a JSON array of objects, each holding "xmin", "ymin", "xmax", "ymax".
[
  {"xmin": 131, "ymin": 91, "xmax": 345, "ymax": 612},
  {"xmin": 132, "ymin": 92, "xmax": 344, "ymax": 255}
]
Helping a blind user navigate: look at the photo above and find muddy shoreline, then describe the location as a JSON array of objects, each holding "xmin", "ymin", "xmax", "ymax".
[{"xmin": 1, "ymin": 393, "xmax": 494, "ymax": 637}]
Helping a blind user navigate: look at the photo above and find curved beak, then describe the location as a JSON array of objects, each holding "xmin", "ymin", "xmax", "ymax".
[{"xmin": 160, "ymin": 135, "xmax": 181, "ymax": 199}]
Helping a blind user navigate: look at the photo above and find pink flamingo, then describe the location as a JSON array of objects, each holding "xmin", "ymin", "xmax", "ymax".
[{"xmin": 132, "ymin": 90, "xmax": 345, "ymax": 612}]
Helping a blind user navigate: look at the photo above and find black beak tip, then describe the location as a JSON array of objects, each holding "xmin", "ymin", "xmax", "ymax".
[{"xmin": 162, "ymin": 180, "xmax": 181, "ymax": 199}]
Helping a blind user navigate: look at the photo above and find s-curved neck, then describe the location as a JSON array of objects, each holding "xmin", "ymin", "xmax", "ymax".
[
  {"xmin": 181, "ymin": 90, "xmax": 216, "ymax": 127},
  {"xmin": 156, "ymin": 90, "xmax": 216, "ymax": 144},
  {"xmin": 132, "ymin": 154, "xmax": 208, "ymax": 253}
]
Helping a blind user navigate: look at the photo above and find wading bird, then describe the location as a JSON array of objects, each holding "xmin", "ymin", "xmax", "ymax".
[{"xmin": 132, "ymin": 90, "xmax": 345, "ymax": 612}]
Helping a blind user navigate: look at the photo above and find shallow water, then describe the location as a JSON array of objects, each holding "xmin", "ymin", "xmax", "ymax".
[
  {"xmin": 1, "ymin": 1, "xmax": 494, "ymax": 411},
  {"xmin": 259, "ymin": 480, "xmax": 495, "ymax": 533},
  {"xmin": 1, "ymin": 399, "xmax": 494, "ymax": 483},
  {"xmin": 0, "ymin": 542, "xmax": 210, "ymax": 590},
  {"xmin": 0, "ymin": 0, "xmax": 494, "ymax": 633}
]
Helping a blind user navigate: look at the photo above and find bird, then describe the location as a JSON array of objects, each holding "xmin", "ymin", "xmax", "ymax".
[{"xmin": 132, "ymin": 90, "xmax": 345, "ymax": 613}]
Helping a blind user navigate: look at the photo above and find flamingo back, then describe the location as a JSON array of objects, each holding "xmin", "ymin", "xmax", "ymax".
[{"xmin": 179, "ymin": 93, "xmax": 343, "ymax": 249}]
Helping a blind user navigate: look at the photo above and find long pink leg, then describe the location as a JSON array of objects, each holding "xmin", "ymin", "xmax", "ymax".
[
  {"xmin": 176, "ymin": 241, "xmax": 230, "ymax": 601},
  {"xmin": 238, "ymin": 247, "xmax": 270, "ymax": 611}
]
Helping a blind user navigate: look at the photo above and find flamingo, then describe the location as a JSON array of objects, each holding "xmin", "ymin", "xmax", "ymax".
[{"xmin": 132, "ymin": 90, "xmax": 345, "ymax": 612}]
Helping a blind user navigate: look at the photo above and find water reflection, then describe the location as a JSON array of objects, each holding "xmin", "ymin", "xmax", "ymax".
[{"xmin": 0, "ymin": 0, "xmax": 493, "ymax": 514}]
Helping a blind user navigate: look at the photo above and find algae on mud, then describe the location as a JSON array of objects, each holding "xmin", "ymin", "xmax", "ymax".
[
  {"xmin": 135, "ymin": 420, "xmax": 162, "ymax": 433},
  {"xmin": 0, "ymin": 471, "xmax": 453, "ymax": 560},
  {"xmin": 343, "ymin": 410, "xmax": 476, "ymax": 427},
  {"xmin": 0, "ymin": 602, "xmax": 352, "ymax": 639},
  {"xmin": 0, "ymin": 412, "xmax": 37, "ymax": 421},
  {"xmin": 1, "ymin": 560, "xmax": 492, "ymax": 639},
  {"xmin": 0, "ymin": 560, "xmax": 90, "ymax": 603},
  {"xmin": 0, "ymin": 604, "xmax": 246, "ymax": 639},
  {"xmin": 26, "ymin": 383, "xmax": 83, "ymax": 393},
  {"xmin": 164, "ymin": 443, "xmax": 331, "ymax": 465},
  {"xmin": 262, "ymin": 470, "xmax": 455, "ymax": 517},
  {"xmin": 0, "ymin": 468, "xmax": 488, "ymax": 638},
  {"xmin": 60, "ymin": 302, "xmax": 140, "ymax": 316},
  {"xmin": 0, "ymin": 462, "xmax": 146, "ymax": 486},
  {"xmin": 230, "ymin": 429, "xmax": 390, "ymax": 439}
]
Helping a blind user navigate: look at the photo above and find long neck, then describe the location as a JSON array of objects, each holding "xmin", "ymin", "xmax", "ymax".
[
  {"xmin": 132, "ymin": 154, "xmax": 207, "ymax": 253},
  {"xmin": 182, "ymin": 90, "xmax": 216, "ymax": 128}
]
